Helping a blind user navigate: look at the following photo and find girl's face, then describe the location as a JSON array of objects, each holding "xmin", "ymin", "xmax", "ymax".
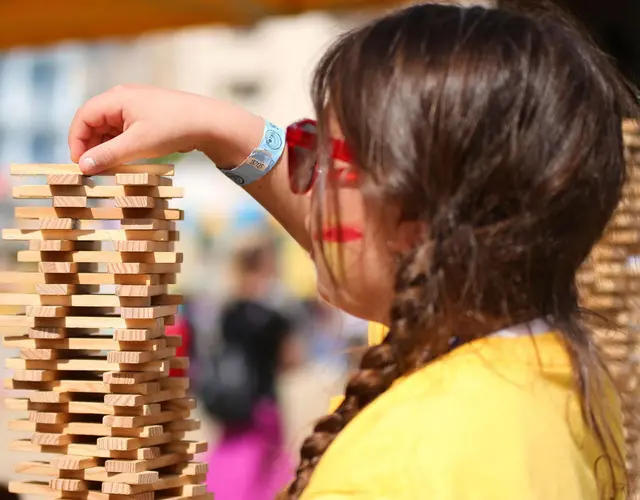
[{"xmin": 291, "ymin": 118, "xmax": 419, "ymax": 325}]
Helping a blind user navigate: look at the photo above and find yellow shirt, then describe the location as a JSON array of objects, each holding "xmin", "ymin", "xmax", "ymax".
[{"xmin": 302, "ymin": 330, "xmax": 626, "ymax": 499}]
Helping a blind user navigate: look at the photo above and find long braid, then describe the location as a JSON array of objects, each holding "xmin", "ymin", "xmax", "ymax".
[{"xmin": 286, "ymin": 243, "xmax": 441, "ymax": 498}]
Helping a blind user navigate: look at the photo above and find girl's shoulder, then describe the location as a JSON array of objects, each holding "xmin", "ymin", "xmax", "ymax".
[{"xmin": 303, "ymin": 333, "xmax": 623, "ymax": 499}]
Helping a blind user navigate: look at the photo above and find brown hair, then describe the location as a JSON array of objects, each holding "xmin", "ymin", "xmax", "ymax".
[{"xmin": 286, "ymin": 3, "xmax": 639, "ymax": 498}]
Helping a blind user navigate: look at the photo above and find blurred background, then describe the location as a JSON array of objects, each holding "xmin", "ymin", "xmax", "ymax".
[{"xmin": 0, "ymin": 0, "xmax": 406, "ymax": 497}]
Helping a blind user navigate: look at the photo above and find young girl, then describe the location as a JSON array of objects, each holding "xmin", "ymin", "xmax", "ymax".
[{"xmin": 68, "ymin": 3, "xmax": 638, "ymax": 499}]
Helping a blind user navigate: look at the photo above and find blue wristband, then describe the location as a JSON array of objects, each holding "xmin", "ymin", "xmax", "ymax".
[{"xmin": 221, "ymin": 120, "xmax": 286, "ymax": 187}]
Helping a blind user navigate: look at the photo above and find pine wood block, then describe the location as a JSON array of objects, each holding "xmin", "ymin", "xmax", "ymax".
[
  {"xmin": 49, "ymin": 477, "xmax": 88, "ymax": 492},
  {"xmin": 25, "ymin": 305, "xmax": 68, "ymax": 317},
  {"xmin": 5, "ymin": 335, "xmax": 172, "ymax": 352},
  {"xmin": 28, "ymin": 326, "xmax": 69, "ymax": 339},
  {"xmin": 28, "ymin": 411, "xmax": 70, "ymax": 424},
  {"xmin": 7, "ymin": 357, "xmax": 170, "ymax": 373},
  {"xmin": 11, "ymin": 163, "xmax": 175, "ymax": 176},
  {"xmin": 102, "ymin": 370, "xmax": 165, "ymax": 386},
  {"xmin": 8, "ymin": 398, "xmax": 163, "ymax": 416},
  {"xmin": 166, "ymin": 441, "xmax": 207, "ymax": 455},
  {"xmin": 35, "ymin": 284, "xmax": 77, "ymax": 296},
  {"xmin": 114, "ymin": 240, "xmax": 175, "ymax": 252},
  {"xmin": 20, "ymin": 347, "xmax": 59, "ymax": 360},
  {"xmin": 120, "ymin": 305, "xmax": 178, "ymax": 319},
  {"xmin": 15, "ymin": 462, "xmax": 161, "ymax": 484},
  {"xmin": 103, "ymin": 409, "xmax": 190, "ymax": 430},
  {"xmin": 97, "ymin": 431, "xmax": 183, "ymax": 451},
  {"xmin": 3, "ymin": 228, "xmax": 170, "ymax": 242},
  {"xmin": 9, "ymin": 480, "xmax": 156, "ymax": 500},
  {"xmin": 0, "ymin": 272, "xmax": 176, "ymax": 286},
  {"xmin": 47, "ymin": 174, "xmax": 85, "ymax": 185},
  {"xmin": 120, "ymin": 219, "xmax": 176, "ymax": 230},
  {"xmin": 10, "ymin": 438, "xmax": 162, "ymax": 460},
  {"xmin": 38, "ymin": 218, "xmax": 98, "ymax": 230},
  {"xmin": 104, "ymin": 451, "xmax": 191, "ymax": 473},
  {"xmin": 106, "ymin": 263, "xmax": 181, "ymax": 275},
  {"xmin": 0, "ymin": 314, "xmax": 163, "ymax": 329},
  {"xmin": 116, "ymin": 285, "xmax": 167, "ymax": 297},
  {"xmin": 115, "ymin": 196, "xmax": 156, "ymax": 208},
  {"xmin": 18, "ymin": 250, "xmax": 183, "ymax": 264},
  {"xmin": 32, "ymin": 432, "xmax": 74, "ymax": 446},
  {"xmin": 9, "ymin": 419, "xmax": 168, "ymax": 439},
  {"xmin": 29, "ymin": 391, "xmax": 70, "ymax": 403},
  {"xmin": 104, "ymin": 388, "xmax": 186, "ymax": 408},
  {"xmin": 53, "ymin": 195, "xmax": 88, "ymax": 208},
  {"xmin": 29, "ymin": 239, "xmax": 75, "ymax": 251},
  {"xmin": 38, "ymin": 261, "xmax": 79, "ymax": 273},
  {"xmin": 115, "ymin": 173, "xmax": 161, "ymax": 186},
  {"xmin": 16, "ymin": 206, "xmax": 183, "ymax": 220},
  {"xmin": 0, "ymin": 294, "xmax": 152, "ymax": 307},
  {"xmin": 51, "ymin": 455, "xmax": 99, "ymax": 470},
  {"xmin": 107, "ymin": 347, "xmax": 175, "ymax": 365},
  {"xmin": 12, "ymin": 369, "xmax": 56, "ymax": 382},
  {"xmin": 13, "ymin": 184, "xmax": 183, "ymax": 199},
  {"xmin": 102, "ymin": 472, "xmax": 205, "ymax": 495}
]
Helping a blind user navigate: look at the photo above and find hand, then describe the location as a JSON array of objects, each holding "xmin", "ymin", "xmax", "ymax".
[{"xmin": 68, "ymin": 84, "xmax": 265, "ymax": 174}]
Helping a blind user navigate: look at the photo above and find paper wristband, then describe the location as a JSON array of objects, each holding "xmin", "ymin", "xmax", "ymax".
[{"xmin": 220, "ymin": 120, "xmax": 286, "ymax": 186}]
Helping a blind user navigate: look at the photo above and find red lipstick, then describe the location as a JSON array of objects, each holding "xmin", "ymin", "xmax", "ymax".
[{"xmin": 319, "ymin": 226, "xmax": 363, "ymax": 243}]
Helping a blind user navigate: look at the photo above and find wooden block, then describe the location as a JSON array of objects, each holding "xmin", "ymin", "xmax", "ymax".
[
  {"xmin": 116, "ymin": 285, "xmax": 168, "ymax": 297},
  {"xmin": 25, "ymin": 306, "xmax": 66, "ymax": 318},
  {"xmin": 106, "ymin": 263, "xmax": 180, "ymax": 275},
  {"xmin": 12, "ymin": 369, "xmax": 56, "ymax": 382},
  {"xmin": 112, "ymin": 328, "xmax": 164, "ymax": 341},
  {"xmin": 32, "ymin": 431, "xmax": 73, "ymax": 446},
  {"xmin": 37, "ymin": 284, "xmax": 76, "ymax": 295},
  {"xmin": 120, "ymin": 219, "xmax": 176, "ymax": 230},
  {"xmin": 28, "ymin": 239, "xmax": 74, "ymax": 251},
  {"xmin": 28, "ymin": 326, "xmax": 69, "ymax": 339},
  {"xmin": 120, "ymin": 305, "xmax": 178, "ymax": 319},
  {"xmin": 20, "ymin": 347, "xmax": 59, "ymax": 360},
  {"xmin": 11, "ymin": 163, "xmax": 175, "ymax": 176},
  {"xmin": 47, "ymin": 174, "xmax": 84, "ymax": 185},
  {"xmin": 0, "ymin": 272, "xmax": 176, "ymax": 286},
  {"xmin": 3, "ymin": 228, "xmax": 170, "ymax": 242},
  {"xmin": 38, "ymin": 261, "xmax": 79, "ymax": 273},
  {"xmin": 5, "ymin": 334, "xmax": 169, "ymax": 352},
  {"xmin": 104, "ymin": 388, "xmax": 185, "ymax": 407},
  {"xmin": 49, "ymin": 477, "xmax": 88, "ymax": 491},
  {"xmin": 7, "ymin": 357, "xmax": 169, "ymax": 373},
  {"xmin": 103, "ymin": 371, "xmax": 164, "ymax": 385},
  {"xmin": 13, "ymin": 184, "xmax": 183, "ymax": 199},
  {"xmin": 115, "ymin": 196, "xmax": 155, "ymax": 208},
  {"xmin": 53, "ymin": 196, "xmax": 88, "ymax": 207},
  {"xmin": 29, "ymin": 391, "xmax": 70, "ymax": 403},
  {"xmin": 101, "ymin": 471, "xmax": 205, "ymax": 495},
  {"xmin": 115, "ymin": 173, "xmax": 160, "ymax": 186},
  {"xmin": 18, "ymin": 250, "xmax": 183, "ymax": 264},
  {"xmin": 38, "ymin": 218, "xmax": 94, "ymax": 230},
  {"xmin": 114, "ymin": 241, "xmax": 175, "ymax": 252},
  {"xmin": 107, "ymin": 347, "xmax": 175, "ymax": 365},
  {"xmin": 104, "ymin": 452, "xmax": 189, "ymax": 473},
  {"xmin": 16, "ymin": 206, "xmax": 183, "ymax": 220},
  {"xmin": 51, "ymin": 455, "xmax": 99, "ymax": 470}
]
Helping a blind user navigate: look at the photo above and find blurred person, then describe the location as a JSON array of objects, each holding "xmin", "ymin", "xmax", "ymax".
[
  {"xmin": 196, "ymin": 238, "xmax": 302, "ymax": 500},
  {"xmin": 69, "ymin": 2, "xmax": 639, "ymax": 498}
]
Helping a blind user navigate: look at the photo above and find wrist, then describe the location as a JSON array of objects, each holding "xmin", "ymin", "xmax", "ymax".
[{"xmin": 195, "ymin": 98, "xmax": 266, "ymax": 169}]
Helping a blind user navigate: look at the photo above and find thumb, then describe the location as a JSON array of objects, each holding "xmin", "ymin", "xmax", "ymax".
[{"xmin": 78, "ymin": 128, "xmax": 146, "ymax": 175}]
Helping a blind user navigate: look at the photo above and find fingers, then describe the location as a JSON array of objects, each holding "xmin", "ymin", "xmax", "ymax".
[
  {"xmin": 78, "ymin": 125, "xmax": 147, "ymax": 175},
  {"xmin": 68, "ymin": 89, "xmax": 126, "ymax": 163}
]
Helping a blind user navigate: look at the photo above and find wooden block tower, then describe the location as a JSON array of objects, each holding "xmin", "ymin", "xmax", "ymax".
[
  {"xmin": 578, "ymin": 119, "xmax": 640, "ymax": 497},
  {"xmin": 0, "ymin": 164, "xmax": 211, "ymax": 500}
]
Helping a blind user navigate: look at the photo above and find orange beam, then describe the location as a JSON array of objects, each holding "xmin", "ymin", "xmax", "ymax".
[{"xmin": 0, "ymin": 0, "xmax": 402, "ymax": 50}]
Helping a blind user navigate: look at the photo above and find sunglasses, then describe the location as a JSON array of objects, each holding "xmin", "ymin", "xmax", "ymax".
[{"xmin": 286, "ymin": 118, "xmax": 358, "ymax": 195}]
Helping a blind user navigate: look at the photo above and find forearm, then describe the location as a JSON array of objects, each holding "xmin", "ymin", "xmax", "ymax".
[{"xmin": 197, "ymin": 99, "xmax": 311, "ymax": 251}]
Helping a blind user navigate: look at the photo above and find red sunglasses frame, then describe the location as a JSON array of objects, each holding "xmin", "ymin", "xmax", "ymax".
[{"xmin": 285, "ymin": 118, "xmax": 356, "ymax": 194}]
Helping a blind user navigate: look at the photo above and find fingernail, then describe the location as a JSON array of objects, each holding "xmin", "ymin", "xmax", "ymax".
[{"xmin": 80, "ymin": 157, "xmax": 96, "ymax": 170}]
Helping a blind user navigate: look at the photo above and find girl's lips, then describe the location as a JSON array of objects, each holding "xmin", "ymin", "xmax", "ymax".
[{"xmin": 318, "ymin": 226, "xmax": 363, "ymax": 243}]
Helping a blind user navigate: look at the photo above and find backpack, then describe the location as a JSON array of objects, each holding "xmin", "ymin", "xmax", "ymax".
[{"xmin": 196, "ymin": 341, "xmax": 259, "ymax": 425}]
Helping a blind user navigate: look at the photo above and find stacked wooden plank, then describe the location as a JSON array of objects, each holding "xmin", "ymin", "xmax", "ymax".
[
  {"xmin": 0, "ymin": 164, "xmax": 211, "ymax": 500},
  {"xmin": 578, "ymin": 120, "xmax": 640, "ymax": 496}
]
